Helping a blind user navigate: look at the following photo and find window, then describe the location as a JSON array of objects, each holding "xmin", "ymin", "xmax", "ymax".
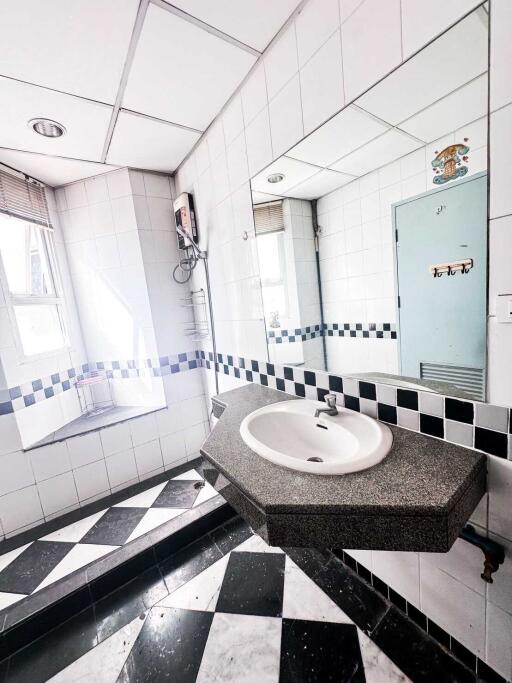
[
  {"xmin": 254, "ymin": 201, "xmax": 289, "ymax": 325},
  {"xmin": 0, "ymin": 170, "xmax": 67, "ymax": 357}
]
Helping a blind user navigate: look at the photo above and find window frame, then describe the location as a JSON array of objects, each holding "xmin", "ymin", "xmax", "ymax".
[{"xmin": 0, "ymin": 217, "xmax": 70, "ymax": 362}]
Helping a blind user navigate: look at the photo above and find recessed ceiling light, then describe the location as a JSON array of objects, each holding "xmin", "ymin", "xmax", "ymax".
[
  {"xmin": 267, "ymin": 173, "xmax": 284, "ymax": 184},
  {"xmin": 28, "ymin": 118, "xmax": 66, "ymax": 138}
]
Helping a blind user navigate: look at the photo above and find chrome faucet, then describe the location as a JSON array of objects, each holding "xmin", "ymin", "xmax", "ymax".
[{"xmin": 314, "ymin": 393, "xmax": 338, "ymax": 418}]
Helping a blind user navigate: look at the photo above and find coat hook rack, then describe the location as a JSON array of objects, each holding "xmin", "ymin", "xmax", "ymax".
[{"xmin": 430, "ymin": 258, "xmax": 473, "ymax": 278}]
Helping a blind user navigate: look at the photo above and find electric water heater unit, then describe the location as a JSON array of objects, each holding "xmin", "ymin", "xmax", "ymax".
[{"xmin": 173, "ymin": 192, "xmax": 199, "ymax": 250}]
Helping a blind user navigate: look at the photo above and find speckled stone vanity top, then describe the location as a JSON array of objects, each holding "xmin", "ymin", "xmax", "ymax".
[{"xmin": 201, "ymin": 384, "xmax": 487, "ymax": 552}]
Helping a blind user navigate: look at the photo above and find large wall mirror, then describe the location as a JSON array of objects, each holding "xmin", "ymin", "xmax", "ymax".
[{"xmin": 251, "ymin": 7, "xmax": 492, "ymax": 403}]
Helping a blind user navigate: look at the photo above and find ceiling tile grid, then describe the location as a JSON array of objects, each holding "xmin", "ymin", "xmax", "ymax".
[{"xmin": 0, "ymin": 0, "xmax": 302, "ymax": 185}]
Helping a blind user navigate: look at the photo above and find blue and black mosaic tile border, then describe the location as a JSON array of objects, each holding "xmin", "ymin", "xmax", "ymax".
[
  {"xmin": 267, "ymin": 322, "xmax": 397, "ymax": 343},
  {"xmin": 199, "ymin": 350, "xmax": 512, "ymax": 461},
  {"xmin": 267, "ymin": 324, "xmax": 323, "ymax": 344},
  {"xmin": 0, "ymin": 350, "xmax": 201, "ymax": 415}
]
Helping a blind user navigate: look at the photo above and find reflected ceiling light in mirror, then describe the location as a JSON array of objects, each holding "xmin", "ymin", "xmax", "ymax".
[
  {"xmin": 267, "ymin": 173, "xmax": 285, "ymax": 183},
  {"xmin": 28, "ymin": 118, "xmax": 66, "ymax": 138}
]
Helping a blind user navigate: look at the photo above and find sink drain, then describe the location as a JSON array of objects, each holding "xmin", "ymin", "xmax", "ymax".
[{"xmin": 307, "ymin": 456, "xmax": 323, "ymax": 463}]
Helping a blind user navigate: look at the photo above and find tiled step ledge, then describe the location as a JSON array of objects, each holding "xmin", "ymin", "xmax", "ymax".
[{"xmin": 0, "ymin": 461, "xmax": 236, "ymax": 662}]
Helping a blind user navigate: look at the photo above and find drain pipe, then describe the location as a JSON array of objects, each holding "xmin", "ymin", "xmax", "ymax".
[
  {"xmin": 459, "ymin": 524, "xmax": 505, "ymax": 583},
  {"xmin": 311, "ymin": 199, "xmax": 327, "ymax": 371}
]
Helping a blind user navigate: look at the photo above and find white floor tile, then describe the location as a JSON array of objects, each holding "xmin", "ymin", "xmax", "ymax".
[
  {"xmin": 0, "ymin": 591, "xmax": 25, "ymax": 610},
  {"xmin": 233, "ymin": 535, "xmax": 283, "ymax": 555},
  {"xmin": 172, "ymin": 469, "xmax": 203, "ymax": 481},
  {"xmin": 35, "ymin": 544, "xmax": 117, "ymax": 591},
  {"xmin": 48, "ymin": 615, "xmax": 146, "ymax": 683},
  {"xmin": 0, "ymin": 543, "xmax": 31, "ymax": 572},
  {"xmin": 159, "ymin": 554, "xmax": 230, "ymax": 612},
  {"xmin": 358, "ymin": 630, "xmax": 412, "ymax": 682},
  {"xmin": 282, "ymin": 557, "xmax": 353, "ymax": 624},
  {"xmin": 40, "ymin": 511, "xmax": 107, "ymax": 543},
  {"xmin": 192, "ymin": 482, "xmax": 219, "ymax": 507},
  {"xmin": 196, "ymin": 612, "xmax": 282, "ymax": 683},
  {"xmin": 114, "ymin": 481, "xmax": 167, "ymax": 508},
  {"xmin": 125, "ymin": 508, "xmax": 187, "ymax": 543}
]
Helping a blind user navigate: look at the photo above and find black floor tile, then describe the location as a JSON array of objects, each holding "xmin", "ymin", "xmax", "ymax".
[
  {"xmin": 152, "ymin": 480, "xmax": 200, "ymax": 508},
  {"xmin": 209, "ymin": 516, "xmax": 252, "ymax": 555},
  {"xmin": 372, "ymin": 606, "xmax": 476, "ymax": 683},
  {"xmin": 159, "ymin": 534, "xmax": 223, "ymax": 594},
  {"xmin": 6, "ymin": 607, "xmax": 98, "ymax": 683},
  {"xmin": 94, "ymin": 565, "xmax": 168, "ymax": 643},
  {"xmin": 80, "ymin": 507, "xmax": 147, "ymax": 545},
  {"xmin": 279, "ymin": 619, "xmax": 365, "ymax": 683},
  {"xmin": 215, "ymin": 551, "xmax": 285, "ymax": 618},
  {"xmin": 118, "ymin": 607, "xmax": 213, "ymax": 683},
  {"xmin": 0, "ymin": 541, "xmax": 73, "ymax": 595}
]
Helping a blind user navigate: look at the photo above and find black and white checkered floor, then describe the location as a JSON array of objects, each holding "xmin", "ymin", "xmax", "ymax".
[
  {"xmin": 0, "ymin": 469, "xmax": 218, "ymax": 609},
  {"xmin": 15, "ymin": 533, "xmax": 409, "ymax": 682}
]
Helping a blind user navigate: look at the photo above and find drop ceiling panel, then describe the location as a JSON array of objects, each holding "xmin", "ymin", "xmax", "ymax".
[
  {"xmin": 252, "ymin": 191, "xmax": 282, "ymax": 204},
  {"xmin": 0, "ymin": 78, "xmax": 113, "ymax": 161},
  {"xmin": 251, "ymin": 156, "xmax": 320, "ymax": 195},
  {"xmin": 398, "ymin": 75, "xmax": 488, "ymax": 143},
  {"xmin": 168, "ymin": 0, "xmax": 302, "ymax": 52},
  {"xmin": 107, "ymin": 111, "xmax": 201, "ymax": 172},
  {"xmin": 0, "ymin": 0, "xmax": 139, "ymax": 103},
  {"xmin": 330, "ymin": 129, "xmax": 423, "ymax": 176},
  {"xmin": 0, "ymin": 149, "xmax": 118, "ymax": 187},
  {"xmin": 355, "ymin": 10, "xmax": 488, "ymax": 126},
  {"xmin": 286, "ymin": 169, "xmax": 356, "ymax": 200},
  {"xmin": 123, "ymin": 4, "xmax": 257, "ymax": 131},
  {"xmin": 287, "ymin": 105, "xmax": 390, "ymax": 168}
]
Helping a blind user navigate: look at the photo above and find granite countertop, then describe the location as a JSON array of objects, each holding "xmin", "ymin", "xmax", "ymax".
[{"xmin": 201, "ymin": 384, "xmax": 486, "ymax": 518}]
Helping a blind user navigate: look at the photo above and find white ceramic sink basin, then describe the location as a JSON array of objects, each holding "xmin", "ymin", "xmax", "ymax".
[{"xmin": 240, "ymin": 399, "xmax": 393, "ymax": 475}]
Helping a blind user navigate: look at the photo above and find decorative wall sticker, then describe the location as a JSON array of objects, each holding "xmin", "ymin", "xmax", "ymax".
[{"xmin": 431, "ymin": 139, "xmax": 470, "ymax": 184}]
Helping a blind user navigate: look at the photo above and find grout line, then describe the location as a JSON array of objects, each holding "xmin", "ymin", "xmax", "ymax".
[{"xmin": 100, "ymin": 0, "xmax": 151, "ymax": 164}]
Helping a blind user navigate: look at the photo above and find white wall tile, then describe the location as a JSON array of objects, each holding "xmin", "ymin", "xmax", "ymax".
[
  {"xmin": 269, "ymin": 75, "xmax": 304, "ymax": 158},
  {"xmin": 486, "ymin": 602, "xmax": 512, "ymax": 680},
  {"xmin": 183, "ymin": 422, "xmax": 207, "ymax": 456},
  {"xmin": 371, "ymin": 550, "xmax": 420, "ymax": 606},
  {"xmin": 134, "ymin": 438, "xmax": 164, "ymax": 475},
  {"xmin": 65, "ymin": 182, "xmax": 88, "ymax": 210},
  {"xmin": 73, "ymin": 459, "xmax": 110, "ymax": 501},
  {"xmin": 295, "ymin": 0, "xmax": 340, "ymax": 67},
  {"xmin": 0, "ymin": 451, "xmax": 35, "ymax": 497},
  {"xmin": 264, "ymin": 22, "xmax": 299, "ymax": 100},
  {"xmin": 0, "ymin": 485, "xmax": 43, "ymax": 535},
  {"xmin": 143, "ymin": 172, "xmax": 172, "ymax": 199},
  {"xmin": 160, "ymin": 430, "xmax": 187, "ymax": 466},
  {"xmin": 342, "ymin": 0, "xmax": 402, "ymax": 102},
  {"xmin": 30, "ymin": 442, "xmax": 71, "ymax": 482},
  {"xmin": 300, "ymin": 31, "xmax": 344, "ymax": 135},
  {"xmin": 420, "ymin": 559, "xmax": 485, "ymax": 655},
  {"xmin": 245, "ymin": 107, "xmax": 273, "ymax": 176},
  {"xmin": 490, "ymin": 104, "xmax": 512, "ymax": 219},
  {"xmin": 67, "ymin": 432, "xmax": 104, "ymax": 469},
  {"xmin": 488, "ymin": 215, "xmax": 512, "ymax": 316},
  {"xmin": 129, "ymin": 412, "xmax": 159, "ymax": 447},
  {"xmin": 105, "ymin": 447, "xmax": 138, "ymax": 489},
  {"xmin": 222, "ymin": 94, "xmax": 245, "ymax": 145},
  {"xmin": 100, "ymin": 421, "xmax": 133, "ymax": 457},
  {"xmin": 0, "ymin": 414, "xmax": 22, "ymax": 457},
  {"xmin": 37, "ymin": 472, "xmax": 79, "ymax": 518},
  {"xmin": 106, "ymin": 169, "xmax": 132, "ymax": 199},
  {"xmin": 490, "ymin": 0, "xmax": 512, "ymax": 111},
  {"xmin": 241, "ymin": 62, "xmax": 268, "ymax": 126},
  {"xmin": 488, "ymin": 456, "xmax": 512, "ymax": 541},
  {"xmin": 85, "ymin": 175, "xmax": 109, "ymax": 204}
]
